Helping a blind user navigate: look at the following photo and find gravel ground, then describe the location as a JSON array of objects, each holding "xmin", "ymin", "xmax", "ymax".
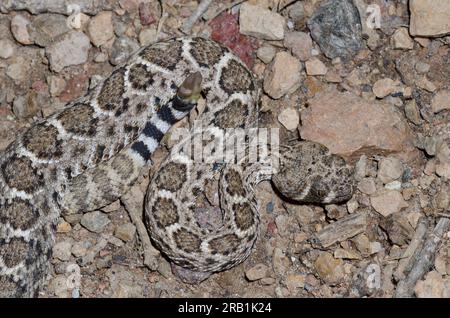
[{"xmin": 0, "ymin": 0, "xmax": 449, "ymax": 298}]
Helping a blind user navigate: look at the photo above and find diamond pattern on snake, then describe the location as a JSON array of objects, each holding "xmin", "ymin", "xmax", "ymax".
[{"xmin": 0, "ymin": 37, "xmax": 355, "ymax": 297}]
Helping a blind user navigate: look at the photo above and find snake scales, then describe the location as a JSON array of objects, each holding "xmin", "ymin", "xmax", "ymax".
[{"xmin": 0, "ymin": 37, "xmax": 354, "ymax": 297}]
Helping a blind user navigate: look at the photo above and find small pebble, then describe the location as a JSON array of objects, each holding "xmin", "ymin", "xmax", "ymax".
[
  {"xmin": 305, "ymin": 57, "xmax": 328, "ymax": 75},
  {"xmin": 0, "ymin": 39, "xmax": 15, "ymax": 59},
  {"xmin": 80, "ymin": 211, "xmax": 110, "ymax": 233},
  {"xmin": 53, "ymin": 241, "xmax": 73, "ymax": 261},
  {"xmin": 257, "ymin": 45, "xmax": 276, "ymax": 64},
  {"xmin": 277, "ymin": 107, "xmax": 299, "ymax": 131},
  {"xmin": 245, "ymin": 264, "xmax": 269, "ymax": 281},
  {"xmin": 377, "ymin": 157, "xmax": 403, "ymax": 184},
  {"xmin": 114, "ymin": 223, "xmax": 136, "ymax": 242}
]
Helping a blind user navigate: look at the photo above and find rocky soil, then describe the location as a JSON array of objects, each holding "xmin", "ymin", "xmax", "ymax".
[{"xmin": 0, "ymin": 0, "xmax": 449, "ymax": 298}]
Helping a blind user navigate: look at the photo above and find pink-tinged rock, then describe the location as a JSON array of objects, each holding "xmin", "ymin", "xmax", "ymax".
[
  {"xmin": 58, "ymin": 73, "xmax": 89, "ymax": 103},
  {"xmin": 10, "ymin": 14, "xmax": 32, "ymax": 45},
  {"xmin": 370, "ymin": 189, "xmax": 408, "ymax": 217},
  {"xmin": 88, "ymin": 11, "xmax": 114, "ymax": 47},
  {"xmin": 305, "ymin": 57, "xmax": 327, "ymax": 76},
  {"xmin": 263, "ymin": 51, "xmax": 302, "ymax": 99},
  {"xmin": 31, "ymin": 80, "xmax": 48, "ymax": 93},
  {"xmin": 414, "ymin": 271, "xmax": 445, "ymax": 298},
  {"xmin": 300, "ymin": 88, "xmax": 412, "ymax": 159},
  {"xmin": 210, "ymin": 13, "xmax": 257, "ymax": 68},
  {"xmin": 139, "ymin": 2, "xmax": 156, "ymax": 26},
  {"xmin": 119, "ymin": 0, "xmax": 139, "ymax": 12},
  {"xmin": 284, "ymin": 31, "xmax": 312, "ymax": 61}
]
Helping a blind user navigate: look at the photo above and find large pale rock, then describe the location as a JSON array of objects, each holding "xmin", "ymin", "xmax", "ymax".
[
  {"xmin": 10, "ymin": 14, "xmax": 32, "ymax": 45},
  {"xmin": 239, "ymin": 3, "xmax": 285, "ymax": 40},
  {"xmin": 300, "ymin": 88, "xmax": 412, "ymax": 158},
  {"xmin": 263, "ymin": 52, "xmax": 302, "ymax": 99},
  {"xmin": 370, "ymin": 190, "xmax": 408, "ymax": 217},
  {"xmin": 46, "ymin": 31, "xmax": 91, "ymax": 72},
  {"xmin": 28, "ymin": 13, "xmax": 70, "ymax": 47},
  {"xmin": 284, "ymin": 31, "xmax": 312, "ymax": 61},
  {"xmin": 410, "ymin": 0, "xmax": 450, "ymax": 37},
  {"xmin": 87, "ymin": 11, "xmax": 114, "ymax": 47}
]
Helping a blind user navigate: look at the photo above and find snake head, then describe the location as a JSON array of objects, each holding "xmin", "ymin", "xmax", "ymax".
[{"xmin": 272, "ymin": 141, "xmax": 355, "ymax": 204}]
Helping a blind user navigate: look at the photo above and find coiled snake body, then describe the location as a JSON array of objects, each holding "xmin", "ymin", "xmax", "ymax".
[{"xmin": 0, "ymin": 37, "xmax": 354, "ymax": 297}]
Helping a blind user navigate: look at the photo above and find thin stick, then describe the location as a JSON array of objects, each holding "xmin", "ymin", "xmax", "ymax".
[
  {"xmin": 206, "ymin": 0, "xmax": 247, "ymax": 22},
  {"xmin": 393, "ymin": 217, "xmax": 428, "ymax": 281},
  {"xmin": 395, "ymin": 217, "xmax": 450, "ymax": 298},
  {"xmin": 181, "ymin": 0, "xmax": 214, "ymax": 34}
]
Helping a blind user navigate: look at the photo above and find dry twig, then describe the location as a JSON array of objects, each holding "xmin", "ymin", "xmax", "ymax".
[
  {"xmin": 395, "ymin": 217, "xmax": 450, "ymax": 298},
  {"xmin": 181, "ymin": 0, "xmax": 214, "ymax": 34}
]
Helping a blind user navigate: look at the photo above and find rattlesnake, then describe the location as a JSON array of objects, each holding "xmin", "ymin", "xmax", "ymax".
[{"xmin": 0, "ymin": 37, "xmax": 355, "ymax": 297}]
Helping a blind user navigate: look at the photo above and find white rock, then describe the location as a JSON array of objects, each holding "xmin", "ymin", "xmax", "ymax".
[
  {"xmin": 410, "ymin": 0, "xmax": 450, "ymax": 37},
  {"xmin": 305, "ymin": 57, "xmax": 327, "ymax": 75},
  {"xmin": 0, "ymin": 39, "xmax": 14, "ymax": 59},
  {"xmin": 278, "ymin": 107, "xmax": 299, "ymax": 131},
  {"xmin": 263, "ymin": 52, "xmax": 302, "ymax": 99},
  {"xmin": 384, "ymin": 180, "xmax": 402, "ymax": 191},
  {"xmin": 432, "ymin": 90, "xmax": 450, "ymax": 113},
  {"xmin": 10, "ymin": 14, "xmax": 32, "ymax": 45},
  {"xmin": 392, "ymin": 27, "xmax": 414, "ymax": 49},
  {"xmin": 239, "ymin": 3, "xmax": 285, "ymax": 40}
]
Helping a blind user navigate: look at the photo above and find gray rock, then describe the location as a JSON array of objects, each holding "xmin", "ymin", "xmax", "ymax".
[
  {"xmin": 110, "ymin": 36, "xmax": 139, "ymax": 65},
  {"xmin": 28, "ymin": 13, "xmax": 70, "ymax": 47},
  {"xmin": 0, "ymin": 0, "xmax": 112, "ymax": 15},
  {"xmin": 80, "ymin": 211, "xmax": 110, "ymax": 233},
  {"xmin": 46, "ymin": 30, "xmax": 91, "ymax": 72},
  {"xmin": 307, "ymin": 0, "xmax": 363, "ymax": 59}
]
